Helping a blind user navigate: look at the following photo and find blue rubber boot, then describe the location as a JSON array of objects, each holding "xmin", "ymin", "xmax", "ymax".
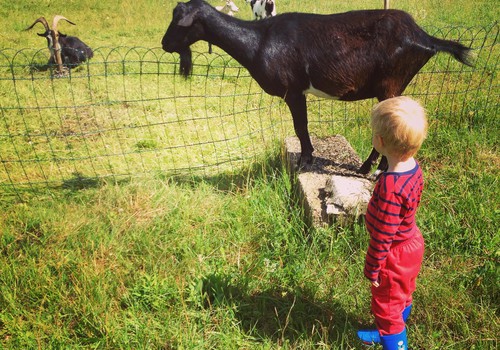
[
  {"xmin": 402, "ymin": 304, "xmax": 412, "ymax": 322},
  {"xmin": 380, "ymin": 328, "xmax": 408, "ymax": 350},
  {"xmin": 357, "ymin": 305, "xmax": 412, "ymax": 345},
  {"xmin": 357, "ymin": 329, "xmax": 381, "ymax": 345}
]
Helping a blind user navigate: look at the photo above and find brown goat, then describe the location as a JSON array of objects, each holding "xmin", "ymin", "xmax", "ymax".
[{"xmin": 162, "ymin": 0, "xmax": 474, "ymax": 174}]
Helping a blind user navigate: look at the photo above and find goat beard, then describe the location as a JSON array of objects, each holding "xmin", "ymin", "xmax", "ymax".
[{"xmin": 179, "ymin": 48, "xmax": 193, "ymax": 78}]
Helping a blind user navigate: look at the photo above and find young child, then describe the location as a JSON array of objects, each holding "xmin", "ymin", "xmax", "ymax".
[{"xmin": 357, "ymin": 96, "xmax": 428, "ymax": 350}]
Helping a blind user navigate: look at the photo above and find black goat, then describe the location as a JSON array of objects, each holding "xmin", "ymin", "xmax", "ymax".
[
  {"xmin": 161, "ymin": 0, "xmax": 473, "ymax": 174},
  {"xmin": 26, "ymin": 16, "xmax": 93, "ymax": 72}
]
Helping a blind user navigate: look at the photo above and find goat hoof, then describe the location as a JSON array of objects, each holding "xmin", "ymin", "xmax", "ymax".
[
  {"xmin": 369, "ymin": 170, "xmax": 384, "ymax": 181},
  {"xmin": 298, "ymin": 154, "xmax": 313, "ymax": 168},
  {"xmin": 357, "ymin": 164, "xmax": 371, "ymax": 175}
]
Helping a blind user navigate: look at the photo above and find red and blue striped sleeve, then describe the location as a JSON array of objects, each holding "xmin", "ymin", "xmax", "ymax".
[{"xmin": 364, "ymin": 175, "xmax": 404, "ymax": 283}]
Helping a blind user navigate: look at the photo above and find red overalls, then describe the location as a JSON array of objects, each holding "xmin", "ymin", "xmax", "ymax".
[{"xmin": 371, "ymin": 231, "xmax": 424, "ymax": 335}]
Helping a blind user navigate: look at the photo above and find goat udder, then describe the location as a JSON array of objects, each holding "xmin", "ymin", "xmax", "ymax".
[{"xmin": 304, "ymin": 84, "xmax": 339, "ymax": 100}]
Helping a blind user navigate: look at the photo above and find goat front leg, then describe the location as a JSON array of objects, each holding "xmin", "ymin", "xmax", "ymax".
[{"xmin": 285, "ymin": 94, "xmax": 314, "ymax": 166}]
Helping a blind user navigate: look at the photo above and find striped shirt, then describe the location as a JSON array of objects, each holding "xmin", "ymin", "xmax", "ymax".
[{"xmin": 364, "ymin": 161, "xmax": 424, "ymax": 283}]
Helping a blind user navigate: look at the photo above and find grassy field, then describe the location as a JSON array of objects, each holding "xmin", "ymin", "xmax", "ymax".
[{"xmin": 1, "ymin": 0, "xmax": 499, "ymax": 349}]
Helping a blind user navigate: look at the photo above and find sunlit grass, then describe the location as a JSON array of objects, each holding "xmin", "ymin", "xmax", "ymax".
[{"xmin": 0, "ymin": 0, "xmax": 498, "ymax": 349}]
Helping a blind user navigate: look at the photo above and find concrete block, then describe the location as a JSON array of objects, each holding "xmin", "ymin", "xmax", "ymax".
[
  {"xmin": 284, "ymin": 135, "xmax": 374, "ymax": 227},
  {"xmin": 325, "ymin": 175, "xmax": 373, "ymax": 217}
]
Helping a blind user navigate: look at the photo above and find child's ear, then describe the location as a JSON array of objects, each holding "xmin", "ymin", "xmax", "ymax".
[{"xmin": 376, "ymin": 134, "xmax": 384, "ymax": 147}]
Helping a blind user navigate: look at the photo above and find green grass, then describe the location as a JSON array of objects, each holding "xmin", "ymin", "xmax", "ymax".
[
  {"xmin": 1, "ymin": 0, "xmax": 499, "ymax": 349},
  {"xmin": 1, "ymin": 149, "xmax": 498, "ymax": 349},
  {"xmin": 1, "ymin": 0, "xmax": 498, "ymax": 49}
]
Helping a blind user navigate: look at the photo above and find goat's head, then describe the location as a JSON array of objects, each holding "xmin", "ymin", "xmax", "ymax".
[
  {"xmin": 161, "ymin": 0, "xmax": 208, "ymax": 77},
  {"xmin": 25, "ymin": 17, "xmax": 54, "ymax": 49},
  {"xmin": 26, "ymin": 16, "xmax": 76, "ymax": 57},
  {"xmin": 26, "ymin": 16, "xmax": 75, "ymax": 46}
]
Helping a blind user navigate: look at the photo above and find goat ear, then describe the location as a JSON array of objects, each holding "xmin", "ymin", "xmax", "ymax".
[{"xmin": 177, "ymin": 10, "xmax": 197, "ymax": 27}]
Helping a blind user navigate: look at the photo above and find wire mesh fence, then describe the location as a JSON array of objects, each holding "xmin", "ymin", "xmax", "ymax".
[{"xmin": 0, "ymin": 24, "xmax": 498, "ymax": 198}]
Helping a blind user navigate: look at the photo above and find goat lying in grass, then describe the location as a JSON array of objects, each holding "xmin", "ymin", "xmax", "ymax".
[
  {"xmin": 161, "ymin": 0, "xmax": 473, "ymax": 175},
  {"xmin": 26, "ymin": 16, "xmax": 93, "ymax": 74}
]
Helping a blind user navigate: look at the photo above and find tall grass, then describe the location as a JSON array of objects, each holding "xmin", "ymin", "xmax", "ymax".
[
  {"xmin": 1, "ymin": 147, "xmax": 497, "ymax": 348},
  {"xmin": 1, "ymin": 0, "xmax": 498, "ymax": 349}
]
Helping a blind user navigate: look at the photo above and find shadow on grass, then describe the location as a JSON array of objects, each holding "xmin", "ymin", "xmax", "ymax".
[
  {"xmin": 0, "ymin": 172, "xmax": 130, "ymax": 204},
  {"xmin": 2, "ymin": 148, "xmax": 286, "ymax": 203},
  {"xmin": 198, "ymin": 272, "xmax": 359, "ymax": 346},
  {"xmin": 61, "ymin": 172, "xmax": 103, "ymax": 190},
  {"xmin": 164, "ymin": 148, "xmax": 285, "ymax": 192}
]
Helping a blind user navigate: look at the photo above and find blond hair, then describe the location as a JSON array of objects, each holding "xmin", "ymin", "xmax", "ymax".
[{"xmin": 371, "ymin": 96, "xmax": 428, "ymax": 159}]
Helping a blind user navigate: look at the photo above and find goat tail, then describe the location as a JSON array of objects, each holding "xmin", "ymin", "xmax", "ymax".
[{"xmin": 430, "ymin": 36, "xmax": 476, "ymax": 67}]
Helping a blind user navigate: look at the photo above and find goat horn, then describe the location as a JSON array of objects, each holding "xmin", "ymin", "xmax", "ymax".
[
  {"xmin": 52, "ymin": 15, "xmax": 76, "ymax": 32},
  {"xmin": 25, "ymin": 17, "xmax": 50, "ymax": 32},
  {"xmin": 51, "ymin": 15, "xmax": 75, "ymax": 77}
]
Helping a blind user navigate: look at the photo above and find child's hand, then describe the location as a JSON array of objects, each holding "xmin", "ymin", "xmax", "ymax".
[{"xmin": 371, "ymin": 280, "xmax": 380, "ymax": 288}]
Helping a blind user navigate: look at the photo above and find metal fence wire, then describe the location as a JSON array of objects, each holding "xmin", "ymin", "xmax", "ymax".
[{"xmin": 0, "ymin": 24, "xmax": 498, "ymax": 197}]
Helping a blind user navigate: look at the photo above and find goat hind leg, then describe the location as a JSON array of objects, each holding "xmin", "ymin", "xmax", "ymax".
[
  {"xmin": 358, "ymin": 89, "xmax": 400, "ymax": 176},
  {"xmin": 358, "ymin": 90, "xmax": 397, "ymax": 175},
  {"xmin": 371, "ymin": 155, "xmax": 388, "ymax": 179},
  {"xmin": 358, "ymin": 147, "xmax": 379, "ymax": 174}
]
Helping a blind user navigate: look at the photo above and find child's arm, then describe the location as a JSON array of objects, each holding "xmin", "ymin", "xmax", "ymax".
[{"xmin": 364, "ymin": 178, "xmax": 405, "ymax": 284}]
